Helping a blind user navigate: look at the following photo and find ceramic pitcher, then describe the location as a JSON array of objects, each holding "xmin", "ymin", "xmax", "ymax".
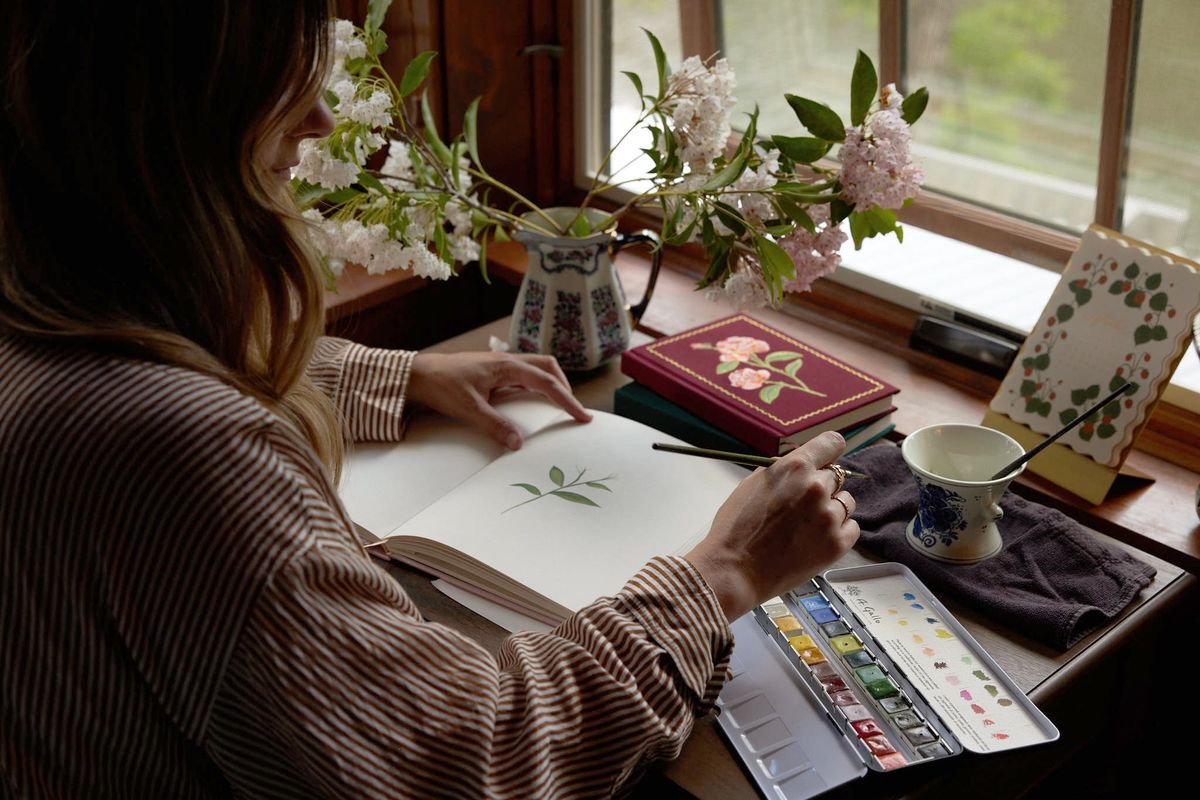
[{"xmin": 508, "ymin": 207, "xmax": 662, "ymax": 371}]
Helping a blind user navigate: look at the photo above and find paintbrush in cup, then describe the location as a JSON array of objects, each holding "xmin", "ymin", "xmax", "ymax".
[
  {"xmin": 987, "ymin": 381, "xmax": 1133, "ymax": 480},
  {"xmin": 651, "ymin": 442, "xmax": 869, "ymax": 478}
]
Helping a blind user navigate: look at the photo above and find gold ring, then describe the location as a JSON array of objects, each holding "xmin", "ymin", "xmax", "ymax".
[
  {"xmin": 832, "ymin": 493, "xmax": 852, "ymax": 524},
  {"xmin": 826, "ymin": 463, "xmax": 847, "ymax": 495}
]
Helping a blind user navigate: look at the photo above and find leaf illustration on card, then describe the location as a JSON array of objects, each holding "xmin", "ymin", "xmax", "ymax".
[
  {"xmin": 504, "ymin": 466, "xmax": 616, "ymax": 514},
  {"xmin": 997, "ymin": 698, "xmax": 1014, "ymax": 707}
]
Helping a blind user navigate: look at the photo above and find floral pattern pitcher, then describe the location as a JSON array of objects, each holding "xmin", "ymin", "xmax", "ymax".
[{"xmin": 509, "ymin": 208, "xmax": 662, "ymax": 371}]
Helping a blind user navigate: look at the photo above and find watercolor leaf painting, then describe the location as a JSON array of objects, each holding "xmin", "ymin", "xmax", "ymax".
[{"xmin": 504, "ymin": 466, "xmax": 615, "ymax": 514}]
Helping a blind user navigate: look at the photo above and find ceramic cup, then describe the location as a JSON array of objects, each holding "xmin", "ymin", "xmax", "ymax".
[{"xmin": 900, "ymin": 423, "xmax": 1026, "ymax": 564}]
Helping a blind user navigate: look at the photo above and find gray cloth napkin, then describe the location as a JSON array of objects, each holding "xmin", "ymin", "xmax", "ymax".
[{"xmin": 841, "ymin": 444, "xmax": 1156, "ymax": 650}]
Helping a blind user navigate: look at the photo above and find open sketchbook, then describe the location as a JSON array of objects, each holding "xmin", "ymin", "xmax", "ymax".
[{"xmin": 338, "ymin": 400, "xmax": 745, "ymax": 624}]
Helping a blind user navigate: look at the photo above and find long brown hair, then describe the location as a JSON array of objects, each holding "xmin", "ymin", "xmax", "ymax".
[{"xmin": 0, "ymin": 0, "xmax": 345, "ymax": 474}]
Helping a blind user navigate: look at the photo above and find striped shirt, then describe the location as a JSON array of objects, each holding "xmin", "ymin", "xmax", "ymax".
[{"xmin": 0, "ymin": 334, "xmax": 733, "ymax": 799}]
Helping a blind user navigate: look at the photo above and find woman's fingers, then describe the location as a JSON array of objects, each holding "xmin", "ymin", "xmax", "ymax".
[{"xmin": 497, "ymin": 356, "xmax": 592, "ymax": 422}]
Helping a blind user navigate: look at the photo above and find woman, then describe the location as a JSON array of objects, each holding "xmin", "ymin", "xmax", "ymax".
[{"xmin": 0, "ymin": 2, "xmax": 859, "ymax": 797}]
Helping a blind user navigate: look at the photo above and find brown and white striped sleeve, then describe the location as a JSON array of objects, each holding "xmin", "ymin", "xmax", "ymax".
[
  {"xmin": 307, "ymin": 336, "xmax": 415, "ymax": 442},
  {"xmin": 205, "ymin": 541, "xmax": 733, "ymax": 799}
]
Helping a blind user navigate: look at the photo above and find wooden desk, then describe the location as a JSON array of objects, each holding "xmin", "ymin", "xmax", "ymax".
[{"xmin": 372, "ymin": 314, "xmax": 1195, "ymax": 799}]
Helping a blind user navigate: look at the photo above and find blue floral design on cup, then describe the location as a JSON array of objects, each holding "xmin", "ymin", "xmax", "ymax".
[{"xmin": 912, "ymin": 476, "xmax": 967, "ymax": 548}]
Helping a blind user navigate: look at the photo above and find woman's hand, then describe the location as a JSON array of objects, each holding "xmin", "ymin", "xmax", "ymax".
[
  {"xmin": 685, "ymin": 431, "xmax": 860, "ymax": 621},
  {"xmin": 407, "ymin": 352, "xmax": 592, "ymax": 449}
]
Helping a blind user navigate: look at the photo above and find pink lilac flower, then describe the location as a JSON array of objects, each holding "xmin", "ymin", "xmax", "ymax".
[
  {"xmin": 838, "ymin": 107, "xmax": 924, "ymax": 211},
  {"xmin": 729, "ymin": 367, "xmax": 771, "ymax": 390},
  {"xmin": 779, "ymin": 204, "xmax": 848, "ymax": 293}
]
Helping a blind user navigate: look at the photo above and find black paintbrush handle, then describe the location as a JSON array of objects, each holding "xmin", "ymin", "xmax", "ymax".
[{"xmin": 988, "ymin": 381, "xmax": 1133, "ymax": 480}]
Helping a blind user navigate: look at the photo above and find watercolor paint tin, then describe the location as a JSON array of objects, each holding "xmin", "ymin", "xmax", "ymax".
[{"xmin": 715, "ymin": 562, "xmax": 1059, "ymax": 800}]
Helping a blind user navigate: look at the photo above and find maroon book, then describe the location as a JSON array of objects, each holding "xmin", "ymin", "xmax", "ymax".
[{"xmin": 621, "ymin": 314, "xmax": 900, "ymax": 455}]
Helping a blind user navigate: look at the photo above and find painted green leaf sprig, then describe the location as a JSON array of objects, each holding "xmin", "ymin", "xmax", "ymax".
[{"xmin": 504, "ymin": 466, "xmax": 615, "ymax": 514}]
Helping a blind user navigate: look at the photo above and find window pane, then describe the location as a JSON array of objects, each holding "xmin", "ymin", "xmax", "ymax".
[
  {"xmin": 1122, "ymin": 1, "xmax": 1200, "ymax": 261},
  {"xmin": 604, "ymin": 1, "xmax": 684, "ymax": 185},
  {"xmin": 906, "ymin": 0, "xmax": 1109, "ymax": 232},
  {"xmin": 722, "ymin": 0, "xmax": 878, "ymax": 135}
]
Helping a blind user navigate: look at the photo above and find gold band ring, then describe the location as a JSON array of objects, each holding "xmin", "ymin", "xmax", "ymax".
[
  {"xmin": 831, "ymin": 493, "xmax": 852, "ymax": 524},
  {"xmin": 826, "ymin": 463, "xmax": 847, "ymax": 495}
]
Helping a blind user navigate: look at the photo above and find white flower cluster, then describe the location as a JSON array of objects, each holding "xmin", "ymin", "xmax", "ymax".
[
  {"xmin": 330, "ymin": 80, "xmax": 392, "ymax": 128},
  {"xmin": 304, "ymin": 211, "xmax": 451, "ymax": 280},
  {"xmin": 705, "ymin": 257, "xmax": 773, "ymax": 309},
  {"xmin": 296, "ymin": 139, "xmax": 359, "ymax": 190},
  {"xmin": 663, "ymin": 56, "xmax": 737, "ymax": 172}
]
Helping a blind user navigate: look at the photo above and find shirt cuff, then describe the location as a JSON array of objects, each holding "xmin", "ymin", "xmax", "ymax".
[
  {"xmin": 309, "ymin": 337, "xmax": 416, "ymax": 442},
  {"xmin": 615, "ymin": 555, "xmax": 734, "ymax": 714}
]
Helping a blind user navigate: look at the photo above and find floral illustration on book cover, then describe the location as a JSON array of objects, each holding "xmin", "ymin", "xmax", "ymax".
[{"xmin": 990, "ymin": 228, "xmax": 1200, "ymax": 467}]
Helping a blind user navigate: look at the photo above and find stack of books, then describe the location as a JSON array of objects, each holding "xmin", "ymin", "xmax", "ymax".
[{"xmin": 618, "ymin": 314, "xmax": 898, "ymax": 456}]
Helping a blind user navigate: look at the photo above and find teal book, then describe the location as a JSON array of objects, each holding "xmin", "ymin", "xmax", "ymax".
[{"xmin": 614, "ymin": 382, "xmax": 895, "ymax": 458}]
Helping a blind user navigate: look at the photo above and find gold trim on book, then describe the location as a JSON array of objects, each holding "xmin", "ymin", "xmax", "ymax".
[{"xmin": 643, "ymin": 315, "xmax": 888, "ymax": 427}]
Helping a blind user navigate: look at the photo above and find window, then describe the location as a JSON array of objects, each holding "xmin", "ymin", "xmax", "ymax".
[{"xmin": 578, "ymin": 0, "xmax": 1200, "ymax": 408}]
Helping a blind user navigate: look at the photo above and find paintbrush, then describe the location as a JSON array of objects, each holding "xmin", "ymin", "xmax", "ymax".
[
  {"xmin": 651, "ymin": 442, "xmax": 869, "ymax": 478},
  {"xmin": 988, "ymin": 381, "xmax": 1134, "ymax": 480}
]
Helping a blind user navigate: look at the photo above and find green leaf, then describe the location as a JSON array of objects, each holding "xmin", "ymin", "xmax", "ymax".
[
  {"xmin": 1079, "ymin": 426, "xmax": 1094, "ymax": 441},
  {"xmin": 643, "ymin": 28, "xmax": 668, "ymax": 100},
  {"xmin": 901, "ymin": 87, "xmax": 929, "ymax": 125},
  {"xmin": 420, "ymin": 90, "xmax": 453, "ymax": 167},
  {"xmin": 1020, "ymin": 379, "xmax": 1037, "ymax": 397},
  {"xmin": 1152, "ymin": 325, "xmax": 1168, "ymax": 341},
  {"xmin": 1074, "ymin": 288, "xmax": 1093, "ymax": 305},
  {"xmin": 765, "ymin": 351, "xmax": 803, "ymax": 364},
  {"xmin": 712, "ymin": 202, "xmax": 746, "ymax": 236},
  {"xmin": 1097, "ymin": 423, "xmax": 1117, "ymax": 439},
  {"xmin": 463, "ymin": 96, "xmax": 482, "ymax": 167},
  {"xmin": 760, "ymin": 384, "xmax": 783, "ymax": 404},
  {"xmin": 1021, "ymin": 357, "xmax": 1035, "ymax": 369},
  {"xmin": 785, "ymin": 94, "xmax": 846, "ymax": 142},
  {"xmin": 850, "ymin": 50, "xmax": 878, "ymax": 127},
  {"xmin": 585, "ymin": 481, "xmax": 613, "ymax": 491},
  {"xmin": 1124, "ymin": 262, "xmax": 1140, "ymax": 279},
  {"xmin": 366, "ymin": 0, "xmax": 392, "ymax": 31},
  {"xmin": 552, "ymin": 491, "xmax": 600, "ymax": 507},
  {"xmin": 785, "ymin": 359, "xmax": 804, "ymax": 379},
  {"xmin": 1109, "ymin": 375, "xmax": 1127, "ymax": 392},
  {"xmin": 510, "ymin": 483, "xmax": 540, "ymax": 496},
  {"xmin": 400, "ymin": 51, "xmax": 437, "ymax": 96},
  {"xmin": 549, "ymin": 466, "xmax": 565, "ymax": 486},
  {"xmin": 568, "ymin": 213, "xmax": 592, "ymax": 237},
  {"xmin": 1103, "ymin": 401, "xmax": 1121, "ymax": 418},
  {"xmin": 1109, "ymin": 281, "xmax": 1125, "ymax": 295},
  {"xmin": 1059, "ymin": 408, "xmax": 1078, "ymax": 425},
  {"xmin": 771, "ymin": 135, "xmax": 832, "ymax": 164},
  {"xmin": 776, "ymin": 197, "xmax": 815, "ymax": 233},
  {"xmin": 716, "ymin": 360, "xmax": 739, "ymax": 374},
  {"xmin": 1134, "ymin": 325, "xmax": 1153, "ymax": 345},
  {"xmin": 322, "ymin": 187, "xmax": 363, "ymax": 205},
  {"xmin": 368, "ymin": 28, "xmax": 389, "ymax": 59},
  {"xmin": 1037, "ymin": 400, "xmax": 1052, "ymax": 418},
  {"xmin": 829, "ymin": 198, "xmax": 852, "ymax": 224},
  {"xmin": 848, "ymin": 211, "xmax": 869, "ymax": 249},
  {"xmin": 1070, "ymin": 388, "xmax": 1088, "ymax": 406},
  {"xmin": 1088, "ymin": 384, "xmax": 1100, "ymax": 398},
  {"xmin": 622, "ymin": 71, "xmax": 645, "ymax": 106},
  {"xmin": 755, "ymin": 234, "xmax": 796, "ymax": 285},
  {"xmin": 1149, "ymin": 292, "xmax": 1168, "ymax": 311},
  {"xmin": 1054, "ymin": 303, "xmax": 1073, "ymax": 322},
  {"xmin": 1024, "ymin": 397, "xmax": 1040, "ymax": 413},
  {"xmin": 1146, "ymin": 273, "xmax": 1162, "ymax": 290},
  {"xmin": 357, "ymin": 170, "xmax": 387, "ymax": 194},
  {"xmin": 478, "ymin": 234, "xmax": 490, "ymax": 285},
  {"xmin": 1033, "ymin": 353, "xmax": 1050, "ymax": 370}
]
